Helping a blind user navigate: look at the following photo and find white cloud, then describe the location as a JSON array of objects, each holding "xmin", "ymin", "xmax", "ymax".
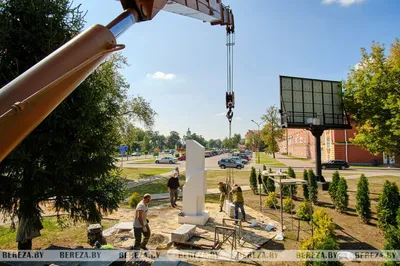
[
  {"xmin": 322, "ymin": 0, "xmax": 364, "ymax": 6},
  {"xmin": 146, "ymin": 71, "xmax": 176, "ymax": 80},
  {"xmin": 236, "ymin": 117, "xmax": 243, "ymax": 120},
  {"xmin": 216, "ymin": 112, "xmax": 226, "ymax": 116}
]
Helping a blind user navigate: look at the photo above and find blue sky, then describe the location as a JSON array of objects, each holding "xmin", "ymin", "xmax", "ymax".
[{"xmin": 75, "ymin": 0, "xmax": 400, "ymax": 140}]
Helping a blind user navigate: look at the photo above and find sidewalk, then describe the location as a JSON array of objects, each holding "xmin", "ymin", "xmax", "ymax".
[
  {"xmin": 150, "ymin": 185, "xmax": 252, "ymax": 200},
  {"xmin": 273, "ymin": 153, "xmax": 314, "ymax": 168}
]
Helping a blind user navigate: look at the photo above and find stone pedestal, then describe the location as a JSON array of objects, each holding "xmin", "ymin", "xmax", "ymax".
[
  {"xmin": 223, "ymin": 200, "xmax": 235, "ymax": 218},
  {"xmin": 178, "ymin": 140, "xmax": 209, "ymax": 225}
]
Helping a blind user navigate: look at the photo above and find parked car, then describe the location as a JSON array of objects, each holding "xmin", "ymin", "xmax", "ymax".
[
  {"xmin": 131, "ymin": 152, "xmax": 141, "ymax": 156},
  {"xmin": 155, "ymin": 157, "xmax": 177, "ymax": 164},
  {"xmin": 218, "ymin": 158, "xmax": 244, "ymax": 169},
  {"xmin": 232, "ymin": 156, "xmax": 248, "ymax": 164},
  {"xmin": 239, "ymin": 154, "xmax": 249, "ymax": 161},
  {"xmin": 321, "ymin": 160, "xmax": 349, "ymax": 170},
  {"xmin": 178, "ymin": 155, "xmax": 186, "ymax": 161}
]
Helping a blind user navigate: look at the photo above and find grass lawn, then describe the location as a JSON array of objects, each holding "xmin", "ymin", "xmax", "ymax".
[
  {"xmin": 285, "ymin": 154, "xmax": 312, "ymax": 161},
  {"xmin": 258, "ymin": 153, "xmax": 286, "ymax": 166},
  {"xmin": 126, "ymin": 175, "xmax": 186, "ymax": 197},
  {"xmin": 206, "ymin": 169, "xmax": 251, "ymax": 188},
  {"xmin": 129, "ymin": 159, "xmax": 157, "ymax": 164},
  {"xmin": 0, "ymin": 217, "xmax": 117, "ymax": 250},
  {"xmin": 120, "ymin": 167, "xmax": 172, "ymax": 180}
]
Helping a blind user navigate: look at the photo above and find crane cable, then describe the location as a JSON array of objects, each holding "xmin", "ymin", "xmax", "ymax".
[
  {"xmin": 226, "ymin": 25, "xmax": 235, "ymax": 137},
  {"xmin": 225, "ymin": 24, "xmax": 235, "ymax": 199}
]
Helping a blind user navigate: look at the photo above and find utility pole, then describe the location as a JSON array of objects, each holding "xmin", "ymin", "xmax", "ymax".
[{"xmin": 251, "ymin": 120, "xmax": 262, "ymax": 164}]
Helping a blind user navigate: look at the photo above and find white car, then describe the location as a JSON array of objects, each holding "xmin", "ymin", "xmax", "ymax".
[
  {"xmin": 232, "ymin": 156, "xmax": 248, "ymax": 164},
  {"xmin": 155, "ymin": 157, "xmax": 177, "ymax": 164}
]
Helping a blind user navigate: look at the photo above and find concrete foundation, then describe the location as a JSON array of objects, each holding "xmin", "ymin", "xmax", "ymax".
[
  {"xmin": 178, "ymin": 211, "xmax": 210, "ymax": 226},
  {"xmin": 171, "ymin": 224, "xmax": 197, "ymax": 243}
]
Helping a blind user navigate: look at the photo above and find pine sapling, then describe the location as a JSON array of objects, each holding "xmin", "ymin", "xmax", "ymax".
[
  {"xmin": 356, "ymin": 174, "xmax": 371, "ymax": 223},
  {"xmin": 335, "ymin": 177, "xmax": 349, "ymax": 213}
]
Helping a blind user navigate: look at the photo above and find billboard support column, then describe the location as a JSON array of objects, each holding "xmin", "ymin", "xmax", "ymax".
[{"xmin": 310, "ymin": 127, "xmax": 324, "ymax": 182}]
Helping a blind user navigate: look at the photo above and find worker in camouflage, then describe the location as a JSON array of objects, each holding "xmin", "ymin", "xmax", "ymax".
[
  {"xmin": 231, "ymin": 184, "xmax": 246, "ymax": 223},
  {"xmin": 218, "ymin": 182, "xmax": 228, "ymax": 212}
]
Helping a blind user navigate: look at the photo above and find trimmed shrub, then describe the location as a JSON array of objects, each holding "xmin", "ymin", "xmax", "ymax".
[
  {"xmin": 296, "ymin": 200, "xmax": 312, "ymax": 221},
  {"xmin": 356, "ymin": 174, "xmax": 371, "ymax": 223},
  {"xmin": 329, "ymin": 171, "xmax": 340, "ymax": 204},
  {"xmin": 383, "ymin": 208, "xmax": 400, "ymax": 266},
  {"xmin": 287, "ymin": 166, "xmax": 295, "ymax": 178},
  {"xmin": 308, "ymin": 169, "xmax": 318, "ymax": 204},
  {"xmin": 300, "ymin": 209, "xmax": 342, "ymax": 266},
  {"xmin": 283, "ymin": 198, "xmax": 295, "ymax": 213},
  {"xmin": 264, "ymin": 192, "xmax": 278, "ymax": 208},
  {"xmin": 377, "ymin": 181, "xmax": 400, "ymax": 230},
  {"xmin": 335, "ymin": 177, "xmax": 349, "ymax": 213},
  {"xmin": 286, "ymin": 166, "xmax": 297, "ymax": 198},
  {"xmin": 249, "ymin": 167, "xmax": 258, "ymax": 194},
  {"xmin": 262, "ymin": 175, "xmax": 275, "ymax": 194},
  {"xmin": 175, "ymin": 153, "xmax": 179, "ymax": 158},
  {"xmin": 129, "ymin": 192, "xmax": 141, "ymax": 208},
  {"xmin": 303, "ymin": 169, "xmax": 309, "ymax": 200}
]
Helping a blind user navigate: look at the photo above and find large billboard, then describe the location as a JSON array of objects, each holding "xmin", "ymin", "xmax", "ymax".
[{"xmin": 280, "ymin": 75, "xmax": 351, "ymax": 129}]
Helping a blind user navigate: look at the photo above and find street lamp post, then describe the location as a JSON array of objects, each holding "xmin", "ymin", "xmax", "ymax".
[{"xmin": 251, "ymin": 120, "xmax": 262, "ymax": 164}]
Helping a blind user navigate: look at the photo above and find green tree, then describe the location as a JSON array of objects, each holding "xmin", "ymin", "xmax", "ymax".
[
  {"xmin": 166, "ymin": 131, "xmax": 181, "ymax": 149},
  {"xmin": 343, "ymin": 39, "xmax": 400, "ymax": 156},
  {"xmin": 377, "ymin": 181, "xmax": 400, "ymax": 230},
  {"xmin": 207, "ymin": 139, "xmax": 217, "ymax": 149},
  {"xmin": 222, "ymin": 137, "xmax": 234, "ymax": 149},
  {"xmin": 185, "ymin": 132, "xmax": 207, "ymax": 147},
  {"xmin": 122, "ymin": 95, "xmax": 157, "ymax": 129},
  {"xmin": 356, "ymin": 174, "xmax": 371, "ymax": 223},
  {"xmin": 335, "ymin": 177, "xmax": 349, "ymax": 213},
  {"xmin": 329, "ymin": 171, "xmax": 340, "ymax": 204},
  {"xmin": 215, "ymin": 139, "xmax": 222, "ymax": 148},
  {"xmin": 303, "ymin": 169, "xmax": 309, "ymax": 200},
  {"xmin": 249, "ymin": 167, "xmax": 258, "ymax": 194},
  {"xmin": 142, "ymin": 134, "xmax": 151, "ymax": 156},
  {"xmin": 261, "ymin": 105, "xmax": 284, "ymax": 158},
  {"xmin": 231, "ymin": 133, "xmax": 242, "ymax": 149},
  {"xmin": 0, "ymin": 0, "xmax": 154, "ymax": 249},
  {"xmin": 308, "ymin": 169, "xmax": 318, "ymax": 204}
]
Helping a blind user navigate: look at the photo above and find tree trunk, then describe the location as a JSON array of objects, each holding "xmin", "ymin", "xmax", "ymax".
[{"xmin": 273, "ymin": 152, "xmax": 275, "ymax": 158}]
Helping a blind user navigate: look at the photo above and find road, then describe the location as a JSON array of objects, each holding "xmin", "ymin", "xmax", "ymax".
[
  {"xmin": 119, "ymin": 153, "xmax": 232, "ymax": 171},
  {"xmin": 118, "ymin": 153, "xmax": 400, "ymax": 178}
]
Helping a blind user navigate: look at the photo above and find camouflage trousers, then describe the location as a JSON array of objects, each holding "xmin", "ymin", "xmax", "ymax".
[{"xmin": 220, "ymin": 194, "xmax": 226, "ymax": 208}]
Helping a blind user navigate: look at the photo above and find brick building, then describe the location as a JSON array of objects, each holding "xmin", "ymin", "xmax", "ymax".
[{"xmin": 279, "ymin": 127, "xmax": 398, "ymax": 165}]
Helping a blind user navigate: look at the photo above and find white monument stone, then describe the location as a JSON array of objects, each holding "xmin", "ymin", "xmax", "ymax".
[{"xmin": 178, "ymin": 140, "xmax": 209, "ymax": 225}]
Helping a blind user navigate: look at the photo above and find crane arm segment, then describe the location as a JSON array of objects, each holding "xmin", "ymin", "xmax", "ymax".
[{"xmin": 118, "ymin": 0, "xmax": 234, "ymax": 29}]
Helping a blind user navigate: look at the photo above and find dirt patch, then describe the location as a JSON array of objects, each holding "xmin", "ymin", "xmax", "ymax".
[{"xmin": 148, "ymin": 233, "xmax": 168, "ymax": 245}]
